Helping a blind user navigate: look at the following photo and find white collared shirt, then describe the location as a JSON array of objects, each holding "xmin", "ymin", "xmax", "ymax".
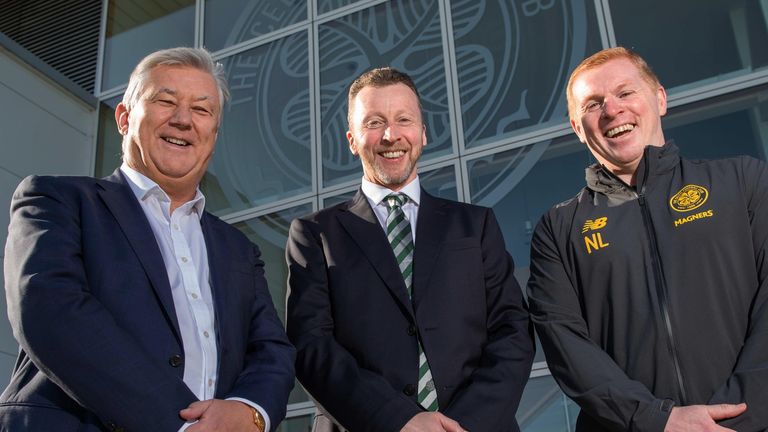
[
  {"xmin": 361, "ymin": 176, "xmax": 421, "ymax": 241},
  {"xmin": 120, "ymin": 164, "xmax": 269, "ymax": 431}
]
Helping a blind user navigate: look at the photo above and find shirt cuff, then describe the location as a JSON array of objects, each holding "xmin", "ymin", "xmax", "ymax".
[{"xmin": 227, "ymin": 397, "xmax": 271, "ymax": 432}]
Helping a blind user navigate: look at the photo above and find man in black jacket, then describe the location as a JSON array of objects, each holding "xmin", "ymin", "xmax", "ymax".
[{"xmin": 527, "ymin": 47, "xmax": 768, "ymax": 431}]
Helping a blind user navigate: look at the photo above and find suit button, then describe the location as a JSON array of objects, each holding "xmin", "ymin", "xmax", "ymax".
[
  {"xmin": 403, "ymin": 384, "xmax": 416, "ymax": 396},
  {"xmin": 169, "ymin": 354, "xmax": 183, "ymax": 367},
  {"xmin": 407, "ymin": 325, "xmax": 417, "ymax": 336}
]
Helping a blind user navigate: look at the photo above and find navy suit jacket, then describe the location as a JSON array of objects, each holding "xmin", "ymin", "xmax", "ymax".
[
  {"xmin": 0, "ymin": 170, "xmax": 295, "ymax": 431},
  {"xmin": 286, "ymin": 189, "xmax": 534, "ymax": 432}
]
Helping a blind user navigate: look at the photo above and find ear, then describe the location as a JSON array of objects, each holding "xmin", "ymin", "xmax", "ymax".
[
  {"xmin": 656, "ymin": 85, "xmax": 668, "ymax": 117},
  {"xmin": 115, "ymin": 102, "xmax": 130, "ymax": 135},
  {"xmin": 570, "ymin": 117, "xmax": 586, "ymax": 144},
  {"xmin": 347, "ymin": 130, "xmax": 358, "ymax": 156},
  {"xmin": 422, "ymin": 123, "xmax": 427, "ymax": 147}
]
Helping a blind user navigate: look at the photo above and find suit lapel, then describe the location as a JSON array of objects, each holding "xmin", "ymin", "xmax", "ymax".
[
  {"xmin": 97, "ymin": 169, "xmax": 182, "ymax": 342},
  {"xmin": 337, "ymin": 190, "xmax": 415, "ymax": 318},
  {"xmin": 412, "ymin": 190, "xmax": 446, "ymax": 309},
  {"xmin": 200, "ymin": 214, "xmax": 230, "ymax": 359}
]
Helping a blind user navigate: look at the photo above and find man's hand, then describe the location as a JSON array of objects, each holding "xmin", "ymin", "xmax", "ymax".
[
  {"xmin": 664, "ymin": 403, "xmax": 747, "ymax": 432},
  {"xmin": 180, "ymin": 399, "xmax": 260, "ymax": 431},
  {"xmin": 400, "ymin": 412, "xmax": 467, "ymax": 432}
]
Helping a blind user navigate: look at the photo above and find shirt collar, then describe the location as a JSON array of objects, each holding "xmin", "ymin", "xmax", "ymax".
[
  {"xmin": 120, "ymin": 163, "xmax": 206, "ymax": 218},
  {"xmin": 361, "ymin": 176, "xmax": 421, "ymax": 207}
]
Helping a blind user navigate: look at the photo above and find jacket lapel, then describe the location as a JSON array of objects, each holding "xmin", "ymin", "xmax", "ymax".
[
  {"xmin": 337, "ymin": 189, "xmax": 415, "ymax": 318},
  {"xmin": 200, "ymin": 214, "xmax": 230, "ymax": 359},
  {"xmin": 97, "ymin": 169, "xmax": 182, "ymax": 342},
  {"xmin": 412, "ymin": 190, "xmax": 446, "ymax": 310}
]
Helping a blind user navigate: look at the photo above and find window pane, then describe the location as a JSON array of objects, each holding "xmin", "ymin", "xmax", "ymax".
[
  {"xmin": 204, "ymin": 0, "xmax": 306, "ymax": 52},
  {"xmin": 203, "ymin": 33, "xmax": 312, "ymax": 215},
  {"xmin": 318, "ymin": 0, "xmax": 452, "ymax": 188},
  {"xmin": 421, "ymin": 164, "xmax": 458, "ymax": 201},
  {"xmin": 517, "ymin": 374, "xmax": 579, "ymax": 431},
  {"xmin": 451, "ymin": 0, "xmax": 602, "ymax": 148},
  {"xmin": 610, "ymin": 0, "xmax": 768, "ymax": 92},
  {"xmin": 101, "ymin": 0, "xmax": 195, "ymax": 91},
  {"xmin": 664, "ymin": 84, "xmax": 768, "ymax": 161},
  {"xmin": 95, "ymin": 96, "xmax": 122, "ymax": 178},
  {"xmin": 232, "ymin": 202, "xmax": 314, "ymax": 405},
  {"xmin": 317, "ymin": 0, "xmax": 363, "ymax": 15}
]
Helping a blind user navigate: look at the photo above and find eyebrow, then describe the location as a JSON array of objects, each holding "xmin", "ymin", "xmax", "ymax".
[{"xmin": 152, "ymin": 88, "xmax": 213, "ymax": 102}]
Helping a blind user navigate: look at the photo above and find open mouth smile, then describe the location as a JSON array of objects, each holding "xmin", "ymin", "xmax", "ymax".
[{"xmin": 605, "ymin": 124, "xmax": 635, "ymax": 138}]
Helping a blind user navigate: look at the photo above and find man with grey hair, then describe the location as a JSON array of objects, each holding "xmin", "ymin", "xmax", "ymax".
[{"xmin": 1, "ymin": 47, "xmax": 295, "ymax": 431}]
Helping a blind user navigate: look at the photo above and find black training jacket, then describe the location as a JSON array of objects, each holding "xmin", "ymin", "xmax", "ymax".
[{"xmin": 527, "ymin": 142, "xmax": 768, "ymax": 431}]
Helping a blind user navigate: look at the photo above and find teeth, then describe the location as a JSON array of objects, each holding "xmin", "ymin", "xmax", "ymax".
[
  {"xmin": 164, "ymin": 137, "xmax": 188, "ymax": 146},
  {"xmin": 606, "ymin": 124, "xmax": 634, "ymax": 138},
  {"xmin": 381, "ymin": 151, "xmax": 405, "ymax": 159}
]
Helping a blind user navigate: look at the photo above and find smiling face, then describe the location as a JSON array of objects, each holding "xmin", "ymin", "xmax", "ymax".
[
  {"xmin": 116, "ymin": 65, "xmax": 220, "ymax": 200},
  {"xmin": 570, "ymin": 57, "xmax": 667, "ymax": 184},
  {"xmin": 346, "ymin": 83, "xmax": 426, "ymax": 191}
]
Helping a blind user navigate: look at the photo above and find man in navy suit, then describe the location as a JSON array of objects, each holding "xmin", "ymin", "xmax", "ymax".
[
  {"xmin": 286, "ymin": 67, "xmax": 534, "ymax": 432},
  {"xmin": 1, "ymin": 47, "xmax": 294, "ymax": 431}
]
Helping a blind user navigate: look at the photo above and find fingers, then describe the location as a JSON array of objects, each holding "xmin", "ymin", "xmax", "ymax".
[
  {"xmin": 437, "ymin": 413, "xmax": 467, "ymax": 432},
  {"xmin": 707, "ymin": 403, "xmax": 747, "ymax": 420},
  {"xmin": 179, "ymin": 399, "xmax": 213, "ymax": 421}
]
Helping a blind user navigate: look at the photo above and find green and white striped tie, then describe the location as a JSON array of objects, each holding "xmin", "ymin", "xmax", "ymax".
[{"xmin": 385, "ymin": 193, "xmax": 438, "ymax": 411}]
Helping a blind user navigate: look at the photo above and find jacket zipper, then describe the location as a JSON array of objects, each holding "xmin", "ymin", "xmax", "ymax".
[{"xmin": 637, "ymin": 157, "xmax": 688, "ymax": 404}]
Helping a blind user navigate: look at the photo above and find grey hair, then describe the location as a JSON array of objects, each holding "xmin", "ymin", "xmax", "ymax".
[{"xmin": 121, "ymin": 47, "xmax": 230, "ymax": 112}]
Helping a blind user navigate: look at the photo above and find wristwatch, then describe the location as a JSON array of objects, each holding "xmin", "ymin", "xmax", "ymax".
[{"xmin": 250, "ymin": 407, "xmax": 266, "ymax": 432}]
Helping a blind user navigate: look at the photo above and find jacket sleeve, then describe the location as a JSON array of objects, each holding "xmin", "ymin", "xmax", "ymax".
[
  {"xmin": 438, "ymin": 209, "xmax": 535, "ymax": 431},
  {"xmin": 3, "ymin": 176, "xmax": 196, "ymax": 431},
  {"xmin": 285, "ymin": 217, "xmax": 421, "ymax": 432},
  {"xmin": 708, "ymin": 157, "xmax": 768, "ymax": 431},
  {"xmin": 223, "ymin": 241, "xmax": 296, "ymax": 431},
  {"xmin": 527, "ymin": 210, "xmax": 672, "ymax": 431}
]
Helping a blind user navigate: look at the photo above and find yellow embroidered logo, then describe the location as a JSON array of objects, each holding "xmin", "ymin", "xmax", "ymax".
[
  {"xmin": 582, "ymin": 217, "xmax": 608, "ymax": 233},
  {"xmin": 582, "ymin": 217, "xmax": 609, "ymax": 254},
  {"xmin": 669, "ymin": 184, "xmax": 709, "ymax": 212}
]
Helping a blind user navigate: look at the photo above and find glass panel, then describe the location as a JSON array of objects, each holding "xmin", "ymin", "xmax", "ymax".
[
  {"xmin": 95, "ymin": 96, "xmax": 123, "ymax": 178},
  {"xmin": 610, "ymin": 0, "xmax": 768, "ymax": 92},
  {"xmin": 317, "ymin": 0, "xmax": 363, "ymax": 15},
  {"xmin": 233, "ymin": 202, "xmax": 314, "ymax": 405},
  {"xmin": 322, "ymin": 190, "xmax": 356, "ymax": 209},
  {"xmin": 517, "ymin": 374, "xmax": 579, "ymax": 431},
  {"xmin": 204, "ymin": 0, "xmax": 307, "ymax": 52},
  {"xmin": 276, "ymin": 414, "xmax": 312, "ymax": 432},
  {"xmin": 451, "ymin": 0, "xmax": 602, "ymax": 148},
  {"xmin": 318, "ymin": 0, "xmax": 453, "ymax": 188},
  {"xmin": 466, "ymin": 136, "xmax": 591, "ymax": 363},
  {"xmin": 102, "ymin": 0, "xmax": 195, "ymax": 91},
  {"xmin": 664, "ymin": 84, "xmax": 768, "ymax": 161},
  {"xmin": 421, "ymin": 164, "xmax": 458, "ymax": 201},
  {"xmin": 203, "ymin": 32, "xmax": 312, "ymax": 215}
]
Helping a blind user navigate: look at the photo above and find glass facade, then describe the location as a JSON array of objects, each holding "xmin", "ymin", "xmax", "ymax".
[{"xmin": 94, "ymin": 0, "xmax": 768, "ymax": 428}]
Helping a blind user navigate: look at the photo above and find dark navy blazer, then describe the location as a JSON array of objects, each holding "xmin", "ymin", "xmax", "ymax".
[{"xmin": 0, "ymin": 170, "xmax": 295, "ymax": 431}]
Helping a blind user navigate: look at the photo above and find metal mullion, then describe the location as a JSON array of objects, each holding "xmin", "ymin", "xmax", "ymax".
[
  {"xmin": 285, "ymin": 401, "xmax": 316, "ymax": 418},
  {"xmin": 310, "ymin": 0, "xmax": 322, "ymax": 201},
  {"xmin": 437, "ymin": 0, "xmax": 466, "ymax": 203},
  {"xmin": 315, "ymin": 0, "xmax": 389, "ymax": 25},
  {"xmin": 595, "ymin": 0, "xmax": 616, "ymax": 48},
  {"xmin": 461, "ymin": 122, "xmax": 574, "ymax": 160},
  {"xmin": 666, "ymin": 69, "xmax": 768, "ymax": 110},
  {"xmin": 98, "ymin": 84, "xmax": 127, "ymax": 100},
  {"xmin": 94, "ymin": 0, "xmax": 109, "ymax": 97},
  {"xmin": 220, "ymin": 192, "xmax": 317, "ymax": 224},
  {"xmin": 210, "ymin": 20, "xmax": 311, "ymax": 60},
  {"xmin": 195, "ymin": 0, "xmax": 204, "ymax": 48}
]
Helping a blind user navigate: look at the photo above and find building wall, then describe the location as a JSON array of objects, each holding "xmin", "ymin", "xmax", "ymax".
[{"xmin": 0, "ymin": 46, "xmax": 96, "ymax": 387}]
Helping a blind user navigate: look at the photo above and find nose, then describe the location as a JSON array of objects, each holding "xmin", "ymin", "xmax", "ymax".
[
  {"xmin": 382, "ymin": 124, "xmax": 401, "ymax": 142},
  {"xmin": 601, "ymin": 95, "xmax": 623, "ymax": 118},
  {"xmin": 169, "ymin": 105, "xmax": 192, "ymax": 130}
]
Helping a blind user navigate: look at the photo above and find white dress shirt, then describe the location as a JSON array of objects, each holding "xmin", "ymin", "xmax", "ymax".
[
  {"xmin": 120, "ymin": 165, "xmax": 269, "ymax": 431},
  {"xmin": 361, "ymin": 176, "xmax": 421, "ymax": 239}
]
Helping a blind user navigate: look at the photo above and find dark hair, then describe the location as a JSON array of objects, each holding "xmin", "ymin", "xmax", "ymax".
[{"xmin": 347, "ymin": 67, "xmax": 422, "ymax": 127}]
